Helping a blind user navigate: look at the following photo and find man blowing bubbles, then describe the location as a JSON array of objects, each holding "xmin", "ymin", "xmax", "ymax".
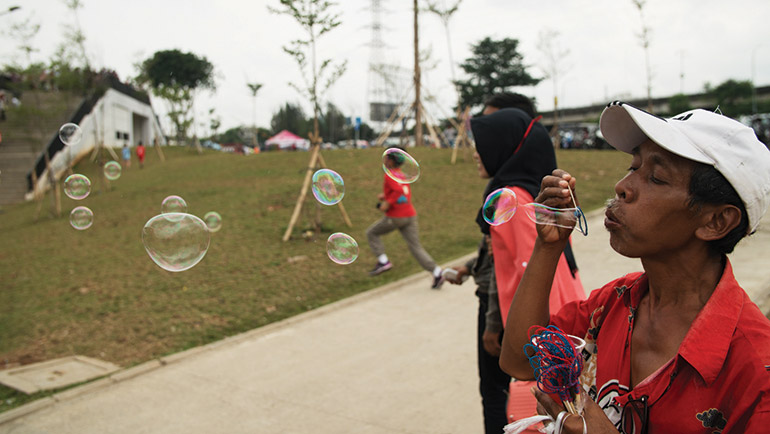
[{"xmin": 499, "ymin": 101, "xmax": 770, "ymax": 433}]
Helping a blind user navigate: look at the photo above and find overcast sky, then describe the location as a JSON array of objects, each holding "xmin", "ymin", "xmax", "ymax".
[{"xmin": 2, "ymin": 0, "xmax": 770, "ymax": 134}]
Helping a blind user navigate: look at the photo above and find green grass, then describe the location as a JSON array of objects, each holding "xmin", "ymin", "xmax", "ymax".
[{"xmin": 0, "ymin": 146, "xmax": 630, "ymax": 412}]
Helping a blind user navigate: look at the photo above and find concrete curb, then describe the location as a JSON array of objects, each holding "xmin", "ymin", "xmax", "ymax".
[
  {"xmin": 0, "ymin": 397, "xmax": 56, "ymax": 424},
  {"xmin": 0, "ymin": 253, "xmax": 477, "ymax": 426}
]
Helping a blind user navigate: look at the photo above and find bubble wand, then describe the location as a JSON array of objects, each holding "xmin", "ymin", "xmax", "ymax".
[{"xmin": 523, "ymin": 325, "xmax": 585, "ymax": 415}]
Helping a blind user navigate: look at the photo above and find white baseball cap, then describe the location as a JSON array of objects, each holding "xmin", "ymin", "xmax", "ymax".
[{"xmin": 599, "ymin": 101, "xmax": 770, "ymax": 234}]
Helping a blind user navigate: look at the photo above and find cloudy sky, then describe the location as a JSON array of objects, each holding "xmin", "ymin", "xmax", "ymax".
[{"xmin": 2, "ymin": 0, "xmax": 769, "ymax": 134}]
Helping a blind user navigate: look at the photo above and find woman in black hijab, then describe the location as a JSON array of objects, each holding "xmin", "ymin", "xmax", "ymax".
[{"xmin": 470, "ymin": 107, "xmax": 585, "ymax": 431}]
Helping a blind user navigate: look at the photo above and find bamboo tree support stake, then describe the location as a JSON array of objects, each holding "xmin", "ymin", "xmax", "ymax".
[
  {"xmin": 97, "ymin": 144, "xmax": 111, "ymax": 193},
  {"xmin": 154, "ymin": 137, "xmax": 166, "ymax": 162},
  {"xmin": 66, "ymin": 147, "xmax": 74, "ymax": 177},
  {"xmin": 282, "ymin": 144, "xmax": 322, "ymax": 242},
  {"xmin": 374, "ymin": 107, "xmax": 400, "ymax": 147},
  {"xmin": 450, "ymin": 106, "xmax": 471, "ymax": 164},
  {"xmin": 32, "ymin": 171, "xmax": 43, "ymax": 221},
  {"xmin": 375, "ymin": 103, "xmax": 414, "ymax": 147},
  {"xmin": 418, "ymin": 102, "xmax": 449, "ymax": 149},
  {"xmin": 90, "ymin": 140, "xmax": 119, "ymax": 163},
  {"xmin": 42, "ymin": 152, "xmax": 61, "ymax": 217},
  {"xmin": 375, "ymin": 103, "xmax": 409, "ymax": 147}
]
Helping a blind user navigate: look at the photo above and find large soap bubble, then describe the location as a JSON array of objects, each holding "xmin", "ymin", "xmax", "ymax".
[
  {"xmin": 311, "ymin": 169, "xmax": 345, "ymax": 205},
  {"xmin": 382, "ymin": 148, "xmax": 420, "ymax": 184},
  {"xmin": 59, "ymin": 123, "xmax": 83, "ymax": 146},
  {"xmin": 63, "ymin": 174, "xmax": 91, "ymax": 200},
  {"xmin": 482, "ymin": 188, "xmax": 518, "ymax": 226},
  {"xmin": 142, "ymin": 213, "xmax": 210, "ymax": 272},
  {"xmin": 203, "ymin": 211, "xmax": 222, "ymax": 233},
  {"xmin": 70, "ymin": 206, "xmax": 94, "ymax": 230},
  {"xmin": 103, "ymin": 161, "xmax": 122, "ymax": 181},
  {"xmin": 326, "ymin": 232, "xmax": 359, "ymax": 265}
]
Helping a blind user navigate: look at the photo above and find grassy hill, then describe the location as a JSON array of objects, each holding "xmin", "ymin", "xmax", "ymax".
[{"xmin": 0, "ymin": 145, "xmax": 630, "ymax": 411}]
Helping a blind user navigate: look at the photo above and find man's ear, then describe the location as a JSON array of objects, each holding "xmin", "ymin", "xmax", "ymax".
[{"xmin": 695, "ymin": 204, "xmax": 742, "ymax": 241}]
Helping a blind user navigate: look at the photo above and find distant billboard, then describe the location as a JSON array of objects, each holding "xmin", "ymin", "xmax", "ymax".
[{"xmin": 369, "ymin": 102, "xmax": 398, "ymax": 122}]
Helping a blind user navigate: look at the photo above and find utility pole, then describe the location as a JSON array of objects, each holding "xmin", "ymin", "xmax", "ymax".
[
  {"xmin": 752, "ymin": 45, "xmax": 763, "ymax": 114},
  {"xmin": 413, "ymin": 0, "xmax": 423, "ymax": 147},
  {"xmin": 678, "ymin": 50, "xmax": 685, "ymax": 94}
]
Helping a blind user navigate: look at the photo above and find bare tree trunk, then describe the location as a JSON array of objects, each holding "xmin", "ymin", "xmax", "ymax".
[{"xmin": 413, "ymin": 0, "xmax": 423, "ymax": 147}]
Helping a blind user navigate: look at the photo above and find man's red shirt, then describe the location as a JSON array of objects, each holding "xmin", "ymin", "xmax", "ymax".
[
  {"xmin": 382, "ymin": 174, "xmax": 416, "ymax": 218},
  {"xmin": 551, "ymin": 259, "xmax": 770, "ymax": 433}
]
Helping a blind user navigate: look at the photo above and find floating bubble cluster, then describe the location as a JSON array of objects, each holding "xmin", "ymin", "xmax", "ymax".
[
  {"xmin": 70, "ymin": 206, "xmax": 94, "ymax": 230},
  {"xmin": 63, "ymin": 174, "xmax": 91, "ymax": 200},
  {"xmin": 482, "ymin": 188, "xmax": 518, "ymax": 226},
  {"xmin": 382, "ymin": 148, "xmax": 420, "ymax": 184},
  {"xmin": 311, "ymin": 169, "xmax": 345, "ymax": 205},
  {"xmin": 142, "ymin": 213, "xmax": 210, "ymax": 272},
  {"xmin": 103, "ymin": 161, "xmax": 122, "ymax": 181},
  {"xmin": 59, "ymin": 123, "xmax": 83, "ymax": 146},
  {"xmin": 326, "ymin": 232, "xmax": 359, "ymax": 265},
  {"xmin": 203, "ymin": 211, "xmax": 223, "ymax": 233}
]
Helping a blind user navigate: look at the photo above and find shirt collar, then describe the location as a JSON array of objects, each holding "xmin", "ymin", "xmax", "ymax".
[{"xmin": 678, "ymin": 258, "xmax": 744, "ymax": 386}]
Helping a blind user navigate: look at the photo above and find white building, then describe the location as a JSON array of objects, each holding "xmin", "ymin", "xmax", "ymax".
[{"xmin": 26, "ymin": 79, "xmax": 166, "ymax": 199}]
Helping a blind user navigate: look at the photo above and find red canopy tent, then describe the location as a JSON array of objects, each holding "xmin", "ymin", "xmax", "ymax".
[{"xmin": 265, "ymin": 130, "xmax": 310, "ymax": 151}]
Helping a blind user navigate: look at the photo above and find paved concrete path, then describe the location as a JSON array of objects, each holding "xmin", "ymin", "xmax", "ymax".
[{"xmin": 2, "ymin": 211, "xmax": 769, "ymax": 434}]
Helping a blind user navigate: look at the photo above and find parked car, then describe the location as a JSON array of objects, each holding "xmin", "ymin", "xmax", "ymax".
[
  {"xmin": 739, "ymin": 114, "xmax": 770, "ymax": 147},
  {"xmin": 557, "ymin": 123, "xmax": 610, "ymax": 150},
  {"xmin": 201, "ymin": 140, "xmax": 222, "ymax": 151}
]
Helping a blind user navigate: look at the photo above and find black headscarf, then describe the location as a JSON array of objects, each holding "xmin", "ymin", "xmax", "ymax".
[{"xmin": 470, "ymin": 108, "xmax": 578, "ymax": 275}]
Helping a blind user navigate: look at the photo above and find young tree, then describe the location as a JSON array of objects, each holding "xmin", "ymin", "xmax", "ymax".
[
  {"xmin": 319, "ymin": 102, "xmax": 346, "ymax": 143},
  {"xmin": 269, "ymin": 0, "xmax": 347, "ymax": 144},
  {"xmin": 247, "ymin": 82, "xmax": 262, "ymax": 128},
  {"xmin": 631, "ymin": 0, "xmax": 653, "ymax": 112},
  {"xmin": 424, "ymin": 0, "xmax": 462, "ymax": 85},
  {"xmin": 454, "ymin": 37, "xmax": 541, "ymax": 110},
  {"xmin": 59, "ymin": 0, "xmax": 91, "ymax": 71},
  {"xmin": 208, "ymin": 107, "xmax": 221, "ymax": 141},
  {"xmin": 135, "ymin": 49, "xmax": 215, "ymax": 146},
  {"xmin": 537, "ymin": 28, "xmax": 570, "ymax": 135},
  {"xmin": 247, "ymin": 82, "xmax": 263, "ymax": 146},
  {"xmin": 710, "ymin": 79, "xmax": 754, "ymax": 116},
  {"xmin": 270, "ymin": 102, "xmax": 310, "ymax": 137},
  {"xmin": 6, "ymin": 15, "xmax": 40, "ymax": 68},
  {"xmin": 667, "ymin": 93, "xmax": 692, "ymax": 115}
]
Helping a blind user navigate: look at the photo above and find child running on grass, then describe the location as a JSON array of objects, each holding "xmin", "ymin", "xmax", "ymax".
[{"xmin": 366, "ymin": 147, "xmax": 445, "ymax": 289}]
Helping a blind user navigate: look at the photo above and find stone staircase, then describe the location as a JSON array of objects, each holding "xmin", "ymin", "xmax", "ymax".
[{"xmin": 0, "ymin": 91, "xmax": 81, "ymax": 206}]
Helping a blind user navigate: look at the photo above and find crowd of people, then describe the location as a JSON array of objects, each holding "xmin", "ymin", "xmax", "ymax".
[{"xmin": 365, "ymin": 92, "xmax": 770, "ymax": 433}]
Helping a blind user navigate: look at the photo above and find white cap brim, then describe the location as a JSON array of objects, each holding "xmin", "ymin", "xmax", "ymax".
[{"xmin": 599, "ymin": 102, "xmax": 712, "ymax": 164}]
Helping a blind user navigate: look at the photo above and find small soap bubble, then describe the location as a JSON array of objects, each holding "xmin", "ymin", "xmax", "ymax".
[
  {"xmin": 482, "ymin": 188, "xmax": 518, "ymax": 226},
  {"xmin": 161, "ymin": 195, "xmax": 188, "ymax": 221},
  {"xmin": 103, "ymin": 161, "xmax": 122, "ymax": 181},
  {"xmin": 59, "ymin": 123, "xmax": 83, "ymax": 146},
  {"xmin": 70, "ymin": 206, "xmax": 94, "ymax": 230},
  {"xmin": 142, "ymin": 213, "xmax": 210, "ymax": 272},
  {"xmin": 326, "ymin": 232, "xmax": 359, "ymax": 265},
  {"xmin": 63, "ymin": 174, "xmax": 91, "ymax": 200},
  {"xmin": 311, "ymin": 169, "xmax": 345, "ymax": 205},
  {"xmin": 382, "ymin": 148, "xmax": 420, "ymax": 184},
  {"xmin": 203, "ymin": 211, "xmax": 222, "ymax": 232}
]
